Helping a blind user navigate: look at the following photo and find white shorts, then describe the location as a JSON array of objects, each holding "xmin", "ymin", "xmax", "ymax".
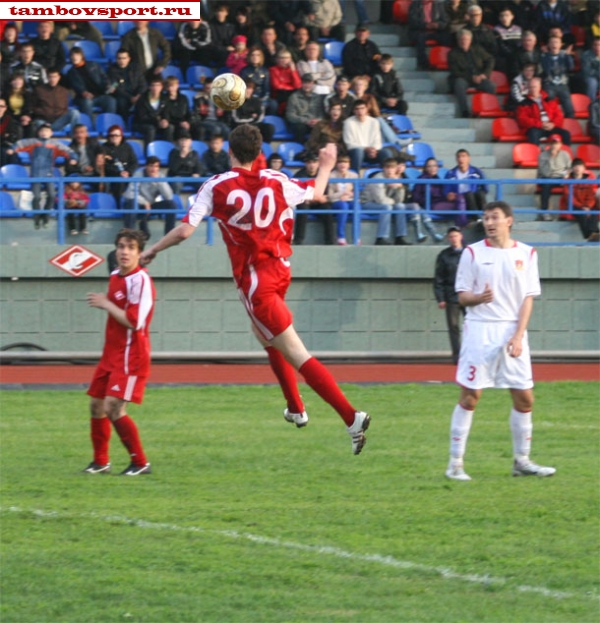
[{"xmin": 456, "ymin": 320, "xmax": 534, "ymax": 390}]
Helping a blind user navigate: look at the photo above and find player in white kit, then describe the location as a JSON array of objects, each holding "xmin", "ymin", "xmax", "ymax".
[{"xmin": 446, "ymin": 201, "xmax": 556, "ymax": 481}]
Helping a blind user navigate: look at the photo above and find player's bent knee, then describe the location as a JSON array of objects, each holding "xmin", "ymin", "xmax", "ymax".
[
  {"xmin": 104, "ymin": 396, "xmax": 126, "ymax": 421},
  {"xmin": 459, "ymin": 388, "xmax": 481, "ymax": 411},
  {"xmin": 89, "ymin": 398, "xmax": 105, "ymax": 418}
]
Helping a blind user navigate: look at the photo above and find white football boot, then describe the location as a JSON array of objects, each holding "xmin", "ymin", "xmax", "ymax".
[
  {"xmin": 283, "ymin": 409, "xmax": 309, "ymax": 428},
  {"xmin": 347, "ymin": 412, "xmax": 370, "ymax": 455},
  {"xmin": 512, "ymin": 459, "xmax": 556, "ymax": 477},
  {"xmin": 445, "ymin": 459, "xmax": 472, "ymax": 481}
]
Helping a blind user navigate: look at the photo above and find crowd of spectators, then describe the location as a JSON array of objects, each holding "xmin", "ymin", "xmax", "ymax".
[{"xmin": 0, "ymin": 0, "xmax": 598, "ymax": 243}]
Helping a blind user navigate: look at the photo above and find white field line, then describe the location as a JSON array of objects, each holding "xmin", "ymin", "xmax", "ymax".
[{"xmin": 2, "ymin": 506, "xmax": 597, "ymax": 603}]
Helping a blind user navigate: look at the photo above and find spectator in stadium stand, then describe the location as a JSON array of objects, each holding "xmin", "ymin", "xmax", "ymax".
[
  {"xmin": 30, "ymin": 21, "xmax": 66, "ymax": 72},
  {"xmin": 533, "ymin": 0, "xmax": 573, "ymax": 46},
  {"xmin": 271, "ymin": 1, "xmax": 312, "ymax": 47},
  {"xmin": 64, "ymin": 179, "xmax": 90, "ymax": 236},
  {"xmin": 259, "ymin": 26, "xmax": 287, "ymax": 68},
  {"xmin": 536, "ymin": 133, "xmax": 571, "ymax": 220},
  {"xmin": 201, "ymin": 134, "xmax": 230, "ymax": 176},
  {"xmin": 505, "ymin": 0, "xmax": 535, "ymax": 30},
  {"xmin": 509, "ymin": 30, "xmax": 542, "ymax": 80},
  {"xmin": 100, "ymin": 124, "xmax": 138, "ymax": 207},
  {"xmin": 289, "ymin": 26, "xmax": 311, "ymax": 63},
  {"xmin": 132, "ymin": 76, "xmax": 168, "ymax": 146},
  {"xmin": 65, "ymin": 123, "xmax": 104, "ymax": 185},
  {"xmin": 341, "ymin": 25, "xmax": 382, "ymax": 78},
  {"xmin": 54, "ymin": 21, "xmax": 104, "ymax": 50},
  {"xmin": 445, "ymin": 0, "xmax": 470, "ymax": 39},
  {"xmin": 579, "ymin": 38, "xmax": 600, "ymax": 102},
  {"xmin": 174, "ymin": 20, "xmax": 213, "ymax": 75},
  {"xmin": 240, "ymin": 47, "xmax": 278, "ymax": 115},
  {"xmin": 443, "ymin": 148, "xmax": 488, "ymax": 223},
  {"xmin": 296, "ymin": 41, "xmax": 337, "ymax": 95},
  {"xmin": 231, "ymin": 80, "xmax": 275, "ymax": 143},
  {"xmin": 107, "ymin": 49, "xmax": 146, "ymax": 122},
  {"xmin": 506, "ymin": 62, "xmax": 537, "ymax": 111},
  {"xmin": 167, "ymin": 130, "xmax": 204, "ymax": 195},
  {"xmin": 587, "ymin": 7, "xmax": 600, "ymax": 47},
  {"xmin": 305, "ymin": 101, "xmax": 347, "ymax": 156},
  {"xmin": 408, "ymin": 0, "xmax": 451, "ymax": 71},
  {"xmin": 324, "ymin": 75, "xmax": 356, "ymax": 119},
  {"xmin": 226, "ymin": 35, "xmax": 249, "ymax": 74},
  {"xmin": 190, "ymin": 77, "xmax": 232, "ymax": 141},
  {"xmin": 371, "ymin": 53, "xmax": 408, "ymax": 115},
  {"xmin": 589, "ymin": 95, "xmax": 600, "ymax": 143},
  {"xmin": 2, "ymin": 72, "xmax": 34, "ymax": 138},
  {"xmin": 233, "ymin": 6, "xmax": 260, "ymax": 46},
  {"xmin": 0, "ymin": 98, "xmax": 21, "ymax": 165},
  {"xmin": 448, "ymin": 29, "xmax": 496, "ymax": 119},
  {"xmin": 31, "ymin": 68, "xmax": 80, "ymax": 133},
  {"xmin": 10, "ymin": 43, "xmax": 47, "ymax": 91},
  {"xmin": 302, "ymin": 0, "xmax": 345, "ymax": 43},
  {"xmin": 466, "ymin": 4, "xmax": 498, "ymax": 57},
  {"xmin": 0, "ymin": 24, "xmax": 21, "ymax": 74},
  {"xmin": 269, "ymin": 49, "xmax": 302, "ymax": 114},
  {"xmin": 561, "ymin": 157, "xmax": 600, "ymax": 242},
  {"xmin": 285, "ymin": 73, "xmax": 326, "ymax": 143},
  {"xmin": 326, "ymin": 153, "xmax": 359, "ymax": 245},
  {"xmin": 160, "ymin": 76, "xmax": 191, "ymax": 142},
  {"xmin": 120, "ymin": 21, "xmax": 172, "ymax": 83},
  {"xmin": 122, "ymin": 156, "xmax": 177, "ymax": 239},
  {"xmin": 540, "ymin": 35, "xmax": 575, "ymax": 118},
  {"xmin": 516, "ymin": 76, "xmax": 572, "ymax": 144},
  {"xmin": 209, "ymin": 4, "xmax": 237, "ymax": 66},
  {"xmin": 413, "ymin": 158, "xmax": 460, "ymax": 223},
  {"xmin": 67, "ymin": 47, "xmax": 117, "ymax": 118},
  {"xmin": 540, "ymin": 26, "xmax": 572, "ymax": 53},
  {"xmin": 493, "ymin": 6, "xmax": 523, "ymax": 74},
  {"xmin": 8, "ymin": 123, "xmax": 78, "ymax": 229}
]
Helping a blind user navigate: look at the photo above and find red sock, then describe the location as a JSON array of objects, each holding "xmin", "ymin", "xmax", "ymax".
[
  {"xmin": 298, "ymin": 357, "xmax": 356, "ymax": 426},
  {"xmin": 90, "ymin": 417, "xmax": 112, "ymax": 465},
  {"xmin": 112, "ymin": 415, "xmax": 148, "ymax": 466},
  {"xmin": 265, "ymin": 346, "xmax": 305, "ymax": 413}
]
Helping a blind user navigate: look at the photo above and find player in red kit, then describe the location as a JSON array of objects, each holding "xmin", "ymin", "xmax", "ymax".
[
  {"xmin": 142, "ymin": 124, "xmax": 370, "ymax": 454},
  {"xmin": 84, "ymin": 229, "xmax": 155, "ymax": 475}
]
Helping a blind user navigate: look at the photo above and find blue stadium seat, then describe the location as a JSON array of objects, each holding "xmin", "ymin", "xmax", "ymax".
[
  {"xmin": 402, "ymin": 166, "xmax": 421, "ymax": 191},
  {"xmin": 323, "ymin": 41, "xmax": 344, "ymax": 66},
  {"xmin": 180, "ymin": 89, "xmax": 197, "ymax": 108},
  {"xmin": 90, "ymin": 21, "xmax": 118, "ymax": 41},
  {"xmin": 117, "ymin": 21, "xmax": 135, "ymax": 37},
  {"xmin": 405, "ymin": 142, "xmax": 441, "ymax": 167},
  {"xmin": 192, "ymin": 141, "xmax": 208, "ymax": 157},
  {"xmin": 387, "ymin": 114, "xmax": 422, "ymax": 140},
  {"xmin": 104, "ymin": 41, "xmax": 121, "ymax": 63},
  {"xmin": 20, "ymin": 21, "xmax": 38, "ymax": 39},
  {"xmin": 89, "ymin": 192, "xmax": 120, "ymax": 218},
  {"xmin": 76, "ymin": 40, "xmax": 104, "ymax": 63},
  {"xmin": 277, "ymin": 142, "xmax": 306, "ymax": 167},
  {"xmin": 78, "ymin": 112, "xmax": 98, "ymax": 136},
  {"xmin": 150, "ymin": 21, "xmax": 177, "ymax": 39},
  {"xmin": 0, "ymin": 164, "xmax": 30, "ymax": 190},
  {"xmin": 146, "ymin": 140, "xmax": 175, "ymax": 166},
  {"xmin": 0, "ymin": 190, "xmax": 20, "ymax": 216},
  {"xmin": 95, "ymin": 113, "xmax": 128, "ymax": 137},
  {"xmin": 263, "ymin": 115, "xmax": 294, "ymax": 140},
  {"xmin": 127, "ymin": 140, "xmax": 146, "ymax": 165},
  {"xmin": 186, "ymin": 66, "xmax": 214, "ymax": 87},
  {"xmin": 162, "ymin": 65, "xmax": 185, "ymax": 85},
  {"xmin": 261, "ymin": 143, "xmax": 273, "ymax": 158}
]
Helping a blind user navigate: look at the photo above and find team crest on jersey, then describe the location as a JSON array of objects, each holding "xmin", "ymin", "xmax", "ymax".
[
  {"xmin": 114, "ymin": 291, "xmax": 125, "ymax": 300},
  {"xmin": 515, "ymin": 259, "xmax": 524, "ymax": 271}
]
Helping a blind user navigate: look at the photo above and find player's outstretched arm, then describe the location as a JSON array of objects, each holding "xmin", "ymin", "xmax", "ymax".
[
  {"xmin": 313, "ymin": 143, "xmax": 337, "ymax": 202},
  {"xmin": 141, "ymin": 223, "xmax": 197, "ymax": 266}
]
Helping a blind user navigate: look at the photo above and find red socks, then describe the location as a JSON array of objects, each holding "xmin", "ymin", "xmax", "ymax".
[
  {"xmin": 298, "ymin": 357, "xmax": 356, "ymax": 426},
  {"xmin": 265, "ymin": 346, "xmax": 305, "ymax": 413},
  {"xmin": 90, "ymin": 417, "xmax": 112, "ymax": 465},
  {"xmin": 112, "ymin": 415, "xmax": 148, "ymax": 466}
]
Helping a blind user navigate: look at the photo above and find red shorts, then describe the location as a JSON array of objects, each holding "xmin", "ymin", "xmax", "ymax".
[
  {"xmin": 237, "ymin": 258, "xmax": 293, "ymax": 340},
  {"xmin": 87, "ymin": 362, "xmax": 148, "ymax": 404}
]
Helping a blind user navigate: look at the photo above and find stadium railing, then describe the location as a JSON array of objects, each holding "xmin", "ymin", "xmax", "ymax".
[{"xmin": 0, "ymin": 176, "xmax": 598, "ymax": 245}]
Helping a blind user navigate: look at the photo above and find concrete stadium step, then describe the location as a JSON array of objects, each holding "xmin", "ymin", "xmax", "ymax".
[
  {"xmin": 418, "ymin": 128, "xmax": 477, "ymax": 143},
  {"xmin": 400, "ymin": 101, "xmax": 455, "ymax": 116},
  {"xmin": 401, "ymin": 79, "xmax": 436, "ymax": 93},
  {"xmin": 381, "ymin": 46, "xmax": 416, "ymax": 58}
]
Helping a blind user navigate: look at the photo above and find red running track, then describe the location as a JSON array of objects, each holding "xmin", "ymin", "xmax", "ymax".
[{"xmin": 1, "ymin": 363, "xmax": 598, "ymax": 385}]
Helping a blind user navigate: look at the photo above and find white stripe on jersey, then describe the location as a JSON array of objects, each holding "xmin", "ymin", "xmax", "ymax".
[
  {"xmin": 237, "ymin": 264, "xmax": 274, "ymax": 340},
  {"xmin": 124, "ymin": 375, "xmax": 137, "ymax": 402},
  {"xmin": 125, "ymin": 270, "xmax": 154, "ymax": 330},
  {"xmin": 188, "ymin": 170, "xmax": 240, "ymax": 227}
]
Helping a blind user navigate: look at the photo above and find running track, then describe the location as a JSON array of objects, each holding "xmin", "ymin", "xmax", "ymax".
[{"xmin": 1, "ymin": 362, "xmax": 598, "ymax": 386}]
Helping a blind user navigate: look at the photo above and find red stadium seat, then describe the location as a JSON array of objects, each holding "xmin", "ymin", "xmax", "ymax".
[
  {"xmin": 471, "ymin": 93, "xmax": 510, "ymax": 118},
  {"xmin": 491, "ymin": 118, "xmax": 526, "ymax": 142},
  {"xmin": 572, "ymin": 94, "xmax": 591, "ymax": 119},
  {"xmin": 562, "ymin": 118, "xmax": 592, "ymax": 143},
  {"xmin": 571, "ymin": 25, "xmax": 586, "ymax": 48},
  {"xmin": 428, "ymin": 46, "xmax": 450, "ymax": 70},
  {"xmin": 491, "ymin": 71, "xmax": 510, "ymax": 94},
  {"xmin": 393, "ymin": 0, "xmax": 410, "ymax": 24},
  {"xmin": 576, "ymin": 144, "xmax": 600, "ymax": 169},
  {"xmin": 512, "ymin": 143, "xmax": 540, "ymax": 167}
]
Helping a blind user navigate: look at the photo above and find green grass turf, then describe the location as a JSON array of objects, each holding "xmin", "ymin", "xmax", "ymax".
[{"xmin": 1, "ymin": 383, "xmax": 598, "ymax": 623}]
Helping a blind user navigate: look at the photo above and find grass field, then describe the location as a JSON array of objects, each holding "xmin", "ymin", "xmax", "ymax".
[{"xmin": 1, "ymin": 382, "xmax": 599, "ymax": 623}]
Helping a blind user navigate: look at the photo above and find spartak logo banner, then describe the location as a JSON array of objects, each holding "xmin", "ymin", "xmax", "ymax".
[{"xmin": 49, "ymin": 245, "xmax": 104, "ymax": 277}]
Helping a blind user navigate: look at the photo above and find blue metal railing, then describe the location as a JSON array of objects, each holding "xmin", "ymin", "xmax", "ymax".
[{"xmin": 0, "ymin": 175, "xmax": 598, "ymax": 245}]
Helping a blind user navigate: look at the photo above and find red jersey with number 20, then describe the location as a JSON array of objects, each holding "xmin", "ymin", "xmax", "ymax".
[
  {"xmin": 101, "ymin": 265, "xmax": 155, "ymax": 377},
  {"xmin": 184, "ymin": 168, "xmax": 314, "ymax": 282}
]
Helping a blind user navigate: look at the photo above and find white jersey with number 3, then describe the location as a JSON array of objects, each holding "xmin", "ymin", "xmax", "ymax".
[{"xmin": 455, "ymin": 239, "xmax": 541, "ymax": 322}]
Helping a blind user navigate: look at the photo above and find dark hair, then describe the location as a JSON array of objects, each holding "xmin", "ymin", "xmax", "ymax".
[
  {"xmin": 380, "ymin": 53, "xmax": 393, "ymax": 63},
  {"xmin": 70, "ymin": 46, "xmax": 85, "ymax": 59},
  {"xmin": 149, "ymin": 76, "xmax": 164, "ymax": 85},
  {"xmin": 383, "ymin": 158, "xmax": 398, "ymax": 166},
  {"xmin": 229, "ymin": 124, "xmax": 262, "ymax": 164},
  {"xmin": 116, "ymin": 48, "xmax": 130, "ymax": 56},
  {"xmin": 21, "ymin": 42, "xmax": 34, "ymax": 50},
  {"xmin": 47, "ymin": 67, "xmax": 60, "ymax": 75},
  {"xmin": 353, "ymin": 99, "xmax": 367, "ymax": 109},
  {"xmin": 484, "ymin": 200, "xmax": 513, "ymax": 218},
  {"xmin": 146, "ymin": 155, "xmax": 161, "ymax": 166},
  {"xmin": 115, "ymin": 228, "xmax": 146, "ymax": 251},
  {"xmin": 72, "ymin": 123, "xmax": 87, "ymax": 132},
  {"xmin": 456, "ymin": 148, "xmax": 470, "ymax": 157},
  {"xmin": 571, "ymin": 157, "xmax": 585, "ymax": 167},
  {"xmin": 267, "ymin": 153, "xmax": 283, "ymax": 165}
]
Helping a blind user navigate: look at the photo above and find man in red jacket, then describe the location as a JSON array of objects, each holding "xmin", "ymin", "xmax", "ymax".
[{"xmin": 516, "ymin": 77, "xmax": 571, "ymax": 145}]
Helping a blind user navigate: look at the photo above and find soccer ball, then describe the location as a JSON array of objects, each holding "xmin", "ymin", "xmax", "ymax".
[{"xmin": 210, "ymin": 73, "xmax": 247, "ymax": 111}]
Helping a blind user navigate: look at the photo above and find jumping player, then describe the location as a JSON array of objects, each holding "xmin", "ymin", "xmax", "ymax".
[
  {"xmin": 141, "ymin": 124, "xmax": 370, "ymax": 454},
  {"xmin": 446, "ymin": 201, "xmax": 555, "ymax": 481},
  {"xmin": 84, "ymin": 229, "xmax": 155, "ymax": 475}
]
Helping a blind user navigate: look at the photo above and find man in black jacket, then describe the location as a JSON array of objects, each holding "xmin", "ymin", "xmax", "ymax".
[
  {"xmin": 107, "ymin": 49, "xmax": 146, "ymax": 121},
  {"xmin": 466, "ymin": 4, "xmax": 498, "ymax": 57},
  {"xmin": 30, "ymin": 21, "xmax": 66, "ymax": 72},
  {"xmin": 65, "ymin": 123, "xmax": 103, "ymax": 185},
  {"xmin": 10, "ymin": 43, "xmax": 47, "ymax": 90},
  {"xmin": 166, "ymin": 130, "xmax": 204, "ymax": 194},
  {"xmin": 67, "ymin": 47, "xmax": 117, "ymax": 118},
  {"xmin": 341, "ymin": 25, "xmax": 381, "ymax": 79},
  {"xmin": 433, "ymin": 226, "xmax": 465, "ymax": 364},
  {"xmin": 120, "ymin": 21, "xmax": 171, "ymax": 82},
  {"xmin": 160, "ymin": 76, "xmax": 191, "ymax": 142},
  {"xmin": 132, "ymin": 77, "xmax": 167, "ymax": 146}
]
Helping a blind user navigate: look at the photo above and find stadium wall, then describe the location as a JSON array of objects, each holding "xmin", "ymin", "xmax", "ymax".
[{"xmin": 1, "ymin": 246, "xmax": 598, "ymax": 353}]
